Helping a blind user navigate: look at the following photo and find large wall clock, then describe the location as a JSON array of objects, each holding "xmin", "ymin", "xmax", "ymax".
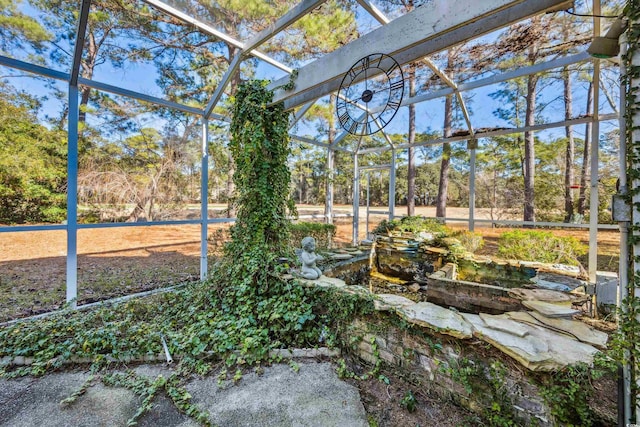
[{"xmin": 336, "ymin": 53, "xmax": 404, "ymax": 136}]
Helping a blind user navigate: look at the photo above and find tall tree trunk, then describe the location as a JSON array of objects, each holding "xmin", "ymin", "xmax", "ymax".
[
  {"xmin": 492, "ymin": 167, "xmax": 498, "ymax": 220},
  {"xmin": 523, "ymin": 75, "xmax": 537, "ymax": 223},
  {"xmin": 407, "ymin": 65, "xmax": 416, "ymax": 216},
  {"xmin": 79, "ymin": 33, "xmax": 98, "ymax": 128},
  {"xmin": 578, "ymin": 80, "xmax": 593, "ymax": 216},
  {"xmin": 436, "ymin": 94, "xmax": 453, "ymax": 218},
  {"xmin": 563, "ymin": 66, "xmax": 575, "ymax": 222}
]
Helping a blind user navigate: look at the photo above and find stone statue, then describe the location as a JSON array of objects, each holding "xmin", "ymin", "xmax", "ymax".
[{"xmin": 296, "ymin": 236, "xmax": 324, "ymax": 280}]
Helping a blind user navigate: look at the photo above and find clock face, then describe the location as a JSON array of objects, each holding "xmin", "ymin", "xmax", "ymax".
[{"xmin": 336, "ymin": 53, "xmax": 404, "ymax": 136}]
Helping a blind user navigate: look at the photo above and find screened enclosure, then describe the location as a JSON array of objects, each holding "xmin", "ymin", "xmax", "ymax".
[{"xmin": 0, "ymin": 0, "xmax": 630, "ymax": 327}]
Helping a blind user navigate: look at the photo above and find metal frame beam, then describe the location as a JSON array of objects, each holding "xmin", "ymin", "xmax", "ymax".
[
  {"xmin": 79, "ymin": 77, "xmax": 207, "ymax": 117},
  {"xmin": 269, "ymin": 0, "xmax": 572, "ymax": 110},
  {"xmin": 405, "ymin": 52, "xmax": 590, "ymax": 106},
  {"xmin": 204, "ymin": 53, "xmax": 242, "ymax": 118},
  {"xmin": 358, "ymin": 0, "xmax": 475, "ymax": 137},
  {"xmin": 245, "ymin": 0, "xmax": 326, "ymax": 54},
  {"xmin": 0, "ymin": 55, "xmax": 217, "ymax": 118},
  {"xmin": 70, "ymin": 0, "xmax": 91, "ymax": 85},
  {"xmin": 358, "ymin": 114, "xmax": 618, "ymax": 154},
  {"xmin": 290, "ymin": 134, "xmax": 354, "ymax": 153},
  {"xmin": 0, "ymin": 55, "xmax": 68, "ymax": 80},
  {"xmin": 204, "ymin": 0, "xmax": 325, "ymax": 118},
  {"xmin": 289, "ymin": 100, "xmax": 316, "ymax": 128},
  {"xmin": 141, "ymin": 0, "xmax": 292, "ymax": 73}
]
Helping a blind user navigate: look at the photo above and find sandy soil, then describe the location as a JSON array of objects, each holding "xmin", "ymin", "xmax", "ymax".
[{"xmin": 0, "ymin": 205, "xmax": 620, "ymax": 322}]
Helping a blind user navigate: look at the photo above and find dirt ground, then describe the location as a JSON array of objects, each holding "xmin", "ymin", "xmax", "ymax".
[
  {"xmin": 0, "ymin": 205, "xmax": 620, "ymax": 322},
  {"xmin": 347, "ymin": 367, "xmax": 477, "ymax": 426}
]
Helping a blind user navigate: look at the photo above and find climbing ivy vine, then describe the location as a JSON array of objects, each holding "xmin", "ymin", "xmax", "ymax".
[
  {"xmin": 0, "ymin": 80, "xmax": 377, "ymax": 425},
  {"xmin": 609, "ymin": 0, "xmax": 640, "ymax": 420},
  {"xmin": 212, "ymin": 80, "xmax": 316, "ymax": 352}
]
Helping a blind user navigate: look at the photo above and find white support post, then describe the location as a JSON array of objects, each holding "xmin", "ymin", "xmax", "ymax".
[
  {"xmin": 200, "ymin": 119, "xmax": 209, "ymax": 280},
  {"xmin": 353, "ymin": 153, "xmax": 359, "ymax": 246},
  {"xmin": 66, "ymin": 86, "xmax": 79, "ymax": 307},
  {"xmin": 389, "ymin": 149, "xmax": 396, "ymax": 221},
  {"xmin": 325, "ymin": 147, "xmax": 334, "ymax": 224},
  {"xmin": 65, "ymin": 0, "xmax": 90, "ymax": 308},
  {"xmin": 589, "ymin": 0, "xmax": 601, "ymax": 288},
  {"xmin": 589, "ymin": 54, "xmax": 601, "ymax": 286},
  {"xmin": 366, "ymin": 173, "xmax": 371, "ymax": 238},
  {"xmin": 468, "ymin": 139, "xmax": 477, "ymax": 232}
]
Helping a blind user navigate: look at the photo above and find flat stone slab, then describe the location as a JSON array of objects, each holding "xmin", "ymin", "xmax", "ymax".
[
  {"xmin": 298, "ymin": 275, "xmax": 346, "ymax": 288},
  {"xmin": 330, "ymin": 253, "xmax": 354, "ymax": 260},
  {"xmin": 508, "ymin": 288, "xmax": 577, "ymax": 304},
  {"xmin": 423, "ymin": 246, "xmax": 448, "ymax": 255},
  {"xmin": 461, "ymin": 313, "xmax": 598, "ymax": 371},
  {"xmin": 505, "ymin": 311, "xmax": 543, "ymax": 325},
  {"xmin": 503, "ymin": 311, "xmax": 574, "ymax": 339},
  {"xmin": 525, "ymin": 323, "xmax": 599, "ymax": 369},
  {"xmin": 374, "ymin": 294, "xmax": 415, "ymax": 311},
  {"xmin": 0, "ymin": 362, "xmax": 368, "ymax": 427},
  {"xmin": 522, "ymin": 300, "xmax": 580, "ymax": 318},
  {"xmin": 399, "ymin": 302, "xmax": 472, "ymax": 339},
  {"xmin": 461, "ymin": 313, "xmax": 552, "ymax": 369},
  {"xmin": 188, "ymin": 362, "xmax": 368, "ymax": 427},
  {"xmin": 341, "ymin": 285, "xmax": 371, "ymax": 297},
  {"xmin": 528, "ymin": 311, "xmax": 609, "ymax": 349},
  {"xmin": 479, "ymin": 313, "xmax": 529, "ymax": 337},
  {"xmin": 531, "ymin": 271, "xmax": 586, "ymax": 291},
  {"xmin": 0, "ymin": 368, "xmax": 195, "ymax": 427}
]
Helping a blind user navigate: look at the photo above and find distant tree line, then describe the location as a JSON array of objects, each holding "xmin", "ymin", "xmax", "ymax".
[{"xmin": 0, "ymin": 0, "xmax": 622, "ymax": 224}]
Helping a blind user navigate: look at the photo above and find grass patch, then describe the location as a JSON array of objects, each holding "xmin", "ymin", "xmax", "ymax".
[{"xmin": 498, "ymin": 230, "xmax": 587, "ymax": 266}]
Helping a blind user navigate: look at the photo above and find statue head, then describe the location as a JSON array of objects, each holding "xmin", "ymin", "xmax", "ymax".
[{"xmin": 301, "ymin": 236, "xmax": 316, "ymax": 252}]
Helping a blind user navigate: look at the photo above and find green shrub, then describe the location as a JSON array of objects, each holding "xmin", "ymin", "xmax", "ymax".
[
  {"xmin": 452, "ymin": 230, "xmax": 484, "ymax": 253},
  {"xmin": 540, "ymin": 363, "xmax": 597, "ymax": 426},
  {"xmin": 498, "ymin": 230, "xmax": 587, "ymax": 266},
  {"xmin": 372, "ymin": 216, "xmax": 448, "ymax": 235},
  {"xmin": 290, "ymin": 221, "xmax": 336, "ymax": 250}
]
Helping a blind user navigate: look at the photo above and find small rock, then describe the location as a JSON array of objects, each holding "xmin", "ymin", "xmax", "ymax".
[
  {"xmin": 374, "ymin": 294, "xmax": 415, "ymax": 311},
  {"xmin": 407, "ymin": 283, "xmax": 421, "ymax": 292}
]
